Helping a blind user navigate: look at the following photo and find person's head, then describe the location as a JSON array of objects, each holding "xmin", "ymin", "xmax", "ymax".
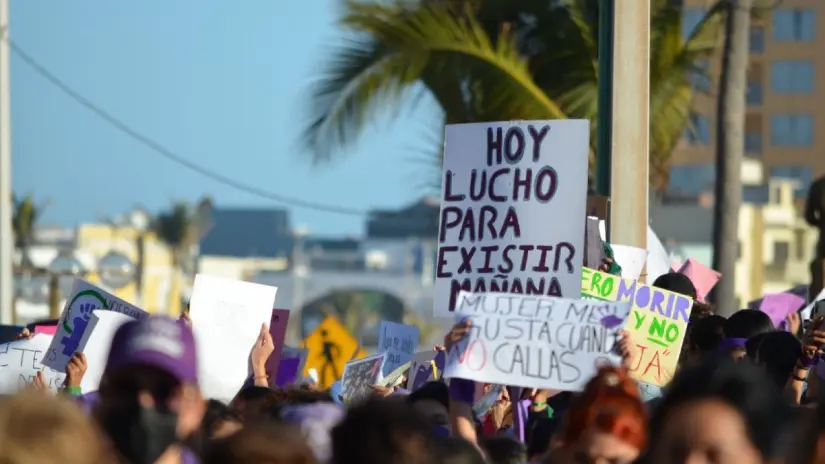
[
  {"xmin": 721, "ymin": 310, "xmax": 775, "ymax": 360},
  {"xmin": 555, "ymin": 366, "xmax": 647, "ymax": 464},
  {"xmin": 96, "ymin": 316, "xmax": 204, "ymax": 463},
  {"xmin": 281, "ymin": 402, "xmax": 345, "ymax": 463},
  {"xmin": 746, "ymin": 331, "xmax": 802, "ymax": 389},
  {"xmin": 0, "ymin": 390, "xmax": 112, "ymax": 464},
  {"xmin": 479, "ymin": 436, "xmax": 527, "ymax": 464},
  {"xmin": 231, "ymin": 386, "xmax": 282, "ymax": 422},
  {"xmin": 202, "ymin": 399, "xmax": 243, "ymax": 440},
  {"xmin": 204, "ymin": 422, "xmax": 317, "ymax": 464},
  {"xmin": 407, "ymin": 381, "xmax": 450, "ymax": 432},
  {"xmin": 331, "ymin": 397, "xmax": 441, "ymax": 464},
  {"xmin": 653, "ymin": 272, "xmax": 698, "ymax": 301},
  {"xmin": 687, "ymin": 314, "xmax": 726, "ymax": 359},
  {"xmin": 647, "ymin": 357, "xmax": 794, "ymax": 464},
  {"xmin": 437, "ymin": 436, "xmax": 487, "ymax": 464},
  {"xmin": 526, "ymin": 417, "xmax": 560, "ymax": 461}
]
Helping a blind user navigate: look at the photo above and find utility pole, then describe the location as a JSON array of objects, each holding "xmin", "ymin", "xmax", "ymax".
[
  {"xmin": 0, "ymin": 0, "xmax": 13, "ymax": 324},
  {"xmin": 608, "ymin": 0, "xmax": 650, "ymax": 273}
]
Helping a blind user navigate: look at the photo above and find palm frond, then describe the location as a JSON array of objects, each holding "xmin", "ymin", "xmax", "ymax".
[{"xmin": 302, "ymin": 0, "xmax": 565, "ymax": 163}]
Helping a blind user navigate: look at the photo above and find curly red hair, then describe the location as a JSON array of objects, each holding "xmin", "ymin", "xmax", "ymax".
[{"xmin": 559, "ymin": 366, "xmax": 648, "ymax": 451}]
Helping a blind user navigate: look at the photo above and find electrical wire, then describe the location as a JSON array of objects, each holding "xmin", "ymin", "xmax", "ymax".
[{"xmin": 4, "ymin": 34, "xmax": 370, "ymax": 217}]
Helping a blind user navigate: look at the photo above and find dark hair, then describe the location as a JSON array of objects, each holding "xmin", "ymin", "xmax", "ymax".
[
  {"xmin": 233, "ymin": 386, "xmax": 273, "ymax": 404},
  {"xmin": 203, "ymin": 399, "xmax": 242, "ymax": 435},
  {"xmin": 688, "ymin": 314, "xmax": 726, "ymax": 353},
  {"xmin": 723, "ymin": 309, "xmax": 775, "ymax": 339},
  {"xmin": 407, "ymin": 381, "xmax": 449, "ymax": 411},
  {"xmin": 479, "ymin": 436, "xmax": 527, "ymax": 464},
  {"xmin": 204, "ymin": 422, "xmax": 317, "ymax": 464},
  {"xmin": 746, "ymin": 331, "xmax": 802, "ymax": 389},
  {"xmin": 648, "ymin": 357, "xmax": 794, "ymax": 461},
  {"xmin": 652, "ymin": 272, "xmax": 697, "ymax": 301},
  {"xmin": 437, "ymin": 436, "xmax": 486, "ymax": 464},
  {"xmin": 331, "ymin": 398, "xmax": 440, "ymax": 464},
  {"xmin": 525, "ymin": 417, "xmax": 559, "ymax": 461}
]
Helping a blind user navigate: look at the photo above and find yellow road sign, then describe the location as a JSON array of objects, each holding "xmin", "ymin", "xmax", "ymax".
[{"xmin": 301, "ymin": 315, "xmax": 366, "ymax": 388}]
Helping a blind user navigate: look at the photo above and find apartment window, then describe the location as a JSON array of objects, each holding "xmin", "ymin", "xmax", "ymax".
[
  {"xmin": 750, "ymin": 26, "xmax": 765, "ymax": 53},
  {"xmin": 667, "ymin": 164, "xmax": 715, "ymax": 197},
  {"xmin": 795, "ymin": 229, "xmax": 807, "ymax": 260},
  {"xmin": 770, "ymin": 114, "xmax": 813, "ymax": 147},
  {"xmin": 690, "ymin": 59, "xmax": 712, "ymax": 92},
  {"xmin": 686, "ymin": 113, "xmax": 710, "ymax": 145},
  {"xmin": 770, "ymin": 165, "xmax": 813, "ymax": 196},
  {"xmin": 774, "ymin": 241, "xmax": 790, "ymax": 264},
  {"xmin": 747, "ymin": 80, "xmax": 763, "ymax": 105},
  {"xmin": 745, "ymin": 131, "xmax": 762, "ymax": 155},
  {"xmin": 683, "ymin": 8, "xmax": 707, "ymax": 39},
  {"xmin": 771, "ymin": 61, "xmax": 814, "ymax": 94},
  {"xmin": 773, "ymin": 8, "xmax": 815, "ymax": 42}
]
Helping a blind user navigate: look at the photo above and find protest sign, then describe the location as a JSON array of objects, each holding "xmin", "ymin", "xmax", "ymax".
[
  {"xmin": 581, "ymin": 267, "xmax": 693, "ymax": 386},
  {"xmin": 265, "ymin": 309, "xmax": 291, "ymax": 380},
  {"xmin": 76, "ymin": 310, "xmax": 136, "ymax": 393},
  {"xmin": 0, "ymin": 325, "xmax": 23, "ymax": 344},
  {"xmin": 378, "ymin": 361, "xmax": 411, "ymax": 388},
  {"xmin": 34, "ymin": 325, "xmax": 56, "ymax": 336},
  {"xmin": 758, "ymin": 293, "xmax": 806, "ymax": 329},
  {"xmin": 586, "ymin": 195, "xmax": 609, "ymax": 220},
  {"xmin": 435, "ymin": 120, "xmax": 590, "ymax": 316},
  {"xmin": 674, "ymin": 258, "xmax": 720, "ymax": 302},
  {"xmin": 377, "ymin": 321, "xmax": 419, "ymax": 377},
  {"xmin": 443, "ymin": 292, "xmax": 631, "ymax": 391},
  {"xmin": 44, "ymin": 279, "xmax": 148, "ymax": 372},
  {"xmin": 275, "ymin": 357, "xmax": 302, "ymax": 387},
  {"xmin": 584, "ymin": 217, "xmax": 604, "ymax": 269},
  {"xmin": 472, "ymin": 384, "xmax": 504, "ymax": 420},
  {"xmin": 189, "ymin": 274, "xmax": 278, "ymax": 402},
  {"xmin": 407, "ymin": 351, "xmax": 440, "ymax": 390},
  {"xmin": 341, "ymin": 353, "xmax": 386, "ymax": 404},
  {"xmin": 611, "ymin": 245, "xmax": 649, "ymax": 281},
  {"xmin": 0, "ymin": 334, "xmax": 66, "ymax": 393}
]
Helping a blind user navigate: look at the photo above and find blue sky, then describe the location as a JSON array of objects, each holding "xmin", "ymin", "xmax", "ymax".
[{"xmin": 12, "ymin": 0, "xmax": 442, "ymax": 236}]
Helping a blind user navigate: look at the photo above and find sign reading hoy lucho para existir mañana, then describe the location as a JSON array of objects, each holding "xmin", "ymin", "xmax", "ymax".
[{"xmin": 434, "ymin": 120, "xmax": 590, "ymax": 317}]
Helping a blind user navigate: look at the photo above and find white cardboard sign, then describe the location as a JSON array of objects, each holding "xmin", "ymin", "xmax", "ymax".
[
  {"xmin": 44, "ymin": 279, "xmax": 148, "ymax": 372},
  {"xmin": 435, "ymin": 120, "xmax": 590, "ymax": 317},
  {"xmin": 443, "ymin": 291, "xmax": 631, "ymax": 391}
]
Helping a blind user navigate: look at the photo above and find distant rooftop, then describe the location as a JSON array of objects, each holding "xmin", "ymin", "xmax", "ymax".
[{"xmin": 200, "ymin": 208, "xmax": 293, "ymax": 258}]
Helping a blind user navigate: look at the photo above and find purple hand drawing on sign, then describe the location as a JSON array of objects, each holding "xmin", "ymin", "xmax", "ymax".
[
  {"xmin": 600, "ymin": 315, "xmax": 624, "ymax": 329},
  {"xmin": 60, "ymin": 303, "xmax": 95, "ymax": 357}
]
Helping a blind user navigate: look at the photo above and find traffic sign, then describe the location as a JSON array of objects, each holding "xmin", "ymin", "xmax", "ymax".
[{"xmin": 301, "ymin": 315, "xmax": 366, "ymax": 388}]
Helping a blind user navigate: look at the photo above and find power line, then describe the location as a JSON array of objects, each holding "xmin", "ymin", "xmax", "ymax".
[{"xmin": 5, "ymin": 35, "xmax": 370, "ymax": 217}]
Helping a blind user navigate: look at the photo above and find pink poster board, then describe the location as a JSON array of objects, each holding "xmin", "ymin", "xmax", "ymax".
[
  {"xmin": 674, "ymin": 258, "xmax": 720, "ymax": 302},
  {"xmin": 34, "ymin": 325, "xmax": 56, "ymax": 335}
]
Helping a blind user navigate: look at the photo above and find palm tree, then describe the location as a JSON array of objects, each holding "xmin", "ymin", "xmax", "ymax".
[
  {"xmin": 153, "ymin": 202, "xmax": 197, "ymax": 315},
  {"xmin": 712, "ymin": 0, "xmax": 752, "ymax": 316},
  {"xmin": 12, "ymin": 194, "xmax": 47, "ymax": 271},
  {"xmin": 301, "ymin": 0, "xmax": 723, "ymax": 190},
  {"xmin": 12, "ymin": 194, "xmax": 48, "ymax": 323}
]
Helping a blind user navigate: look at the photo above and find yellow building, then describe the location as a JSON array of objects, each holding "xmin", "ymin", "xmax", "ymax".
[
  {"xmin": 75, "ymin": 223, "xmax": 183, "ymax": 315},
  {"xmin": 737, "ymin": 178, "xmax": 817, "ymax": 302}
]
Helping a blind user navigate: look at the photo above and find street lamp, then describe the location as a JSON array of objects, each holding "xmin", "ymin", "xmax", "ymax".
[{"xmin": 47, "ymin": 250, "xmax": 86, "ymax": 319}]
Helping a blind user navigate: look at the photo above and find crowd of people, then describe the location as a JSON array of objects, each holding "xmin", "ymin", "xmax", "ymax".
[{"xmin": 1, "ymin": 271, "xmax": 824, "ymax": 464}]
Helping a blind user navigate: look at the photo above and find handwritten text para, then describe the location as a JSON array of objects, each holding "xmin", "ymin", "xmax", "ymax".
[{"xmin": 435, "ymin": 120, "xmax": 590, "ymax": 316}]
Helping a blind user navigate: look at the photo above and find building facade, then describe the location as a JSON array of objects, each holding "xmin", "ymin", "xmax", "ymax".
[{"xmin": 671, "ymin": 1, "xmax": 824, "ymax": 198}]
